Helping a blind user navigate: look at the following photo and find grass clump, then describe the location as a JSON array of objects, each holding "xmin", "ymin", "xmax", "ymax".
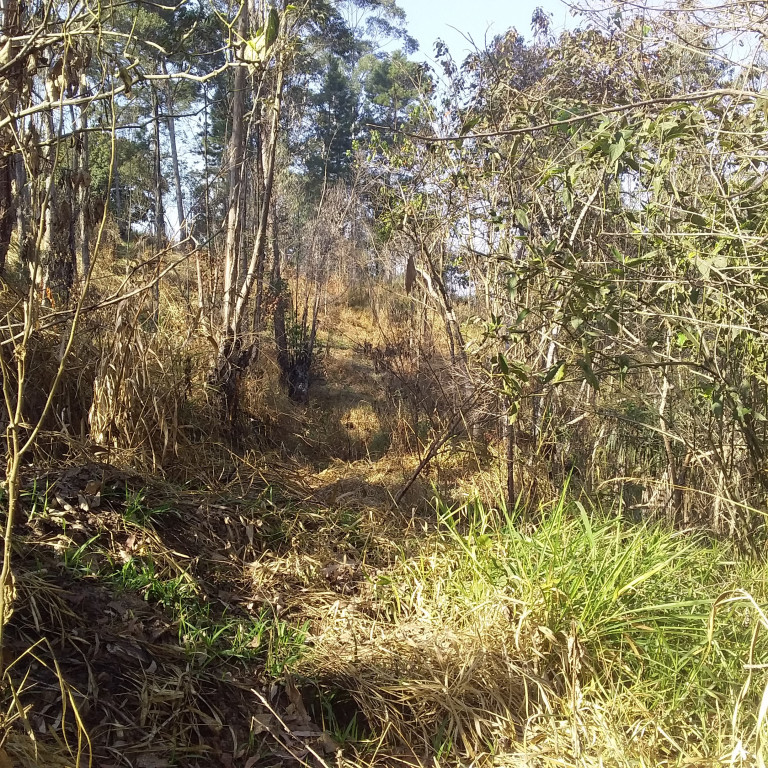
[{"xmin": 301, "ymin": 493, "xmax": 768, "ymax": 765}]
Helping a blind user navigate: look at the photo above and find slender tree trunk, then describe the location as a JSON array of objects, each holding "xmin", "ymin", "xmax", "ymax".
[
  {"xmin": 232, "ymin": 64, "xmax": 284, "ymax": 328},
  {"xmin": 0, "ymin": 153, "xmax": 14, "ymax": 275},
  {"xmin": 162, "ymin": 60, "xmax": 187, "ymax": 244},
  {"xmin": 40, "ymin": 110, "xmax": 57, "ymax": 305},
  {"xmin": 0, "ymin": 0, "xmax": 20, "ymax": 274},
  {"xmin": 78, "ymin": 105, "xmax": 90, "ymax": 276},
  {"xmin": 272, "ymin": 208, "xmax": 289, "ymax": 376},
  {"xmin": 14, "ymin": 151, "xmax": 29, "ymax": 263},
  {"xmin": 222, "ymin": 2, "xmax": 249, "ymax": 338},
  {"xmin": 152, "ymin": 83, "xmax": 166, "ymax": 327},
  {"xmin": 213, "ymin": 7, "xmax": 287, "ymax": 424}
]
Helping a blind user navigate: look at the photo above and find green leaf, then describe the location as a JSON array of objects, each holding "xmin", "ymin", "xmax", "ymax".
[
  {"xmin": 244, "ymin": 34, "xmax": 268, "ymax": 62},
  {"xmin": 244, "ymin": 8, "xmax": 279, "ymax": 64},
  {"xmin": 265, "ymin": 7, "xmax": 280, "ymax": 48},
  {"xmin": 623, "ymin": 155, "xmax": 640, "ymax": 172},
  {"xmin": 608, "ymin": 136, "xmax": 626, "ymax": 165},
  {"xmin": 690, "ymin": 212, "xmax": 708, "ymax": 228},
  {"xmin": 578, "ymin": 357, "xmax": 600, "ymax": 391},
  {"xmin": 515, "ymin": 207, "xmax": 530, "ymax": 230},
  {"xmin": 616, "ymin": 355, "xmax": 631, "ymax": 374},
  {"xmin": 543, "ymin": 361, "xmax": 566, "ymax": 385},
  {"xmin": 459, "ymin": 115, "xmax": 480, "ymax": 136}
]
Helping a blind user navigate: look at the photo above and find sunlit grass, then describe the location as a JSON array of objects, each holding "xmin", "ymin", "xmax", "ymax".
[{"xmin": 302, "ymin": 491, "xmax": 768, "ymax": 765}]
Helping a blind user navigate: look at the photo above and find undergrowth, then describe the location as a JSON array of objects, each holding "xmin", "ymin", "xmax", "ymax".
[
  {"xmin": 4, "ymin": 464, "xmax": 768, "ymax": 766},
  {"xmin": 300, "ymin": 492, "xmax": 768, "ymax": 765}
]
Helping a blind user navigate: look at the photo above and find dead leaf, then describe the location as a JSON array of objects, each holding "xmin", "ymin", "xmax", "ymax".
[
  {"xmin": 405, "ymin": 253, "xmax": 417, "ymax": 294},
  {"xmin": 136, "ymin": 756, "xmax": 171, "ymax": 768},
  {"xmin": 285, "ymin": 675, "xmax": 310, "ymax": 725},
  {"xmin": 55, "ymin": 494, "xmax": 76, "ymax": 513},
  {"xmin": 85, "ymin": 479, "xmax": 102, "ymax": 496},
  {"xmin": 316, "ymin": 732, "xmax": 340, "ymax": 754},
  {"xmin": 250, "ymin": 712, "xmax": 273, "ymax": 735},
  {"xmin": 106, "ymin": 641, "xmax": 152, "ymax": 665},
  {"xmin": 0, "ymin": 746, "xmax": 13, "ymax": 768}
]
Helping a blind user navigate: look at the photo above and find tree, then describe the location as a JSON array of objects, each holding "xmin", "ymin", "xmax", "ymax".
[
  {"xmin": 361, "ymin": 49, "xmax": 427, "ymax": 129},
  {"xmin": 305, "ymin": 55, "xmax": 359, "ymax": 193}
]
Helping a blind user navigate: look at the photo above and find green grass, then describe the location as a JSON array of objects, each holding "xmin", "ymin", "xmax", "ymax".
[
  {"xmin": 344, "ymin": 491, "xmax": 768, "ymax": 762},
  {"xmin": 122, "ymin": 489, "xmax": 172, "ymax": 526},
  {"xmin": 109, "ymin": 555, "xmax": 197, "ymax": 610},
  {"xmin": 178, "ymin": 606, "xmax": 309, "ymax": 674},
  {"xmin": 108, "ymin": 554, "xmax": 309, "ymax": 673},
  {"xmin": 462, "ymin": 495, "xmax": 764, "ymax": 737}
]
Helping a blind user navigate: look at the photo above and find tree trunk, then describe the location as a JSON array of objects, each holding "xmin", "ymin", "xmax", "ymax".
[
  {"xmin": 78, "ymin": 104, "xmax": 91, "ymax": 276},
  {"xmin": 0, "ymin": 149, "xmax": 14, "ymax": 275},
  {"xmin": 0, "ymin": 0, "xmax": 21, "ymax": 274},
  {"xmin": 152, "ymin": 82, "xmax": 166, "ymax": 327},
  {"xmin": 162, "ymin": 60, "xmax": 187, "ymax": 244},
  {"xmin": 271, "ymin": 207, "xmax": 289, "ymax": 376},
  {"xmin": 221, "ymin": 2, "xmax": 249, "ymax": 338}
]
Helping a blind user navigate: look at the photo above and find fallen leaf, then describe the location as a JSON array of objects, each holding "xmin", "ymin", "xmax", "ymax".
[
  {"xmin": 136, "ymin": 756, "xmax": 171, "ymax": 768},
  {"xmin": 250, "ymin": 712, "xmax": 273, "ymax": 735},
  {"xmin": 285, "ymin": 675, "xmax": 310, "ymax": 725},
  {"xmin": 317, "ymin": 732, "xmax": 340, "ymax": 754},
  {"xmin": 85, "ymin": 479, "xmax": 102, "ymax": 496},
  {"xmin": 55, "ymin": 494, "xmax": 76, "ymax": 513},
  {"xmin": 0, "ymin": 746, "xmax": 13, "ymax": 768}
]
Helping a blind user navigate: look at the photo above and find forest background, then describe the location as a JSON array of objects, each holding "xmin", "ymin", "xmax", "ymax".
[{"xmin": 2, "ymin": 0, "xmax": 768, "ymax": 766}]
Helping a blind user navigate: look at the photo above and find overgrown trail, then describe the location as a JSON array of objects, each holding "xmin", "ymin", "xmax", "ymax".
[
  {"xmin": 1, "ymin": 315, "xmax": 439, "ymax": 767},
  {"xmin": 3, "ymin": 316, "xmax": 768, "ymax": 768},
  {"xmin": 281, "ymin": 310, "xmax": 434, "ymax": 511}
]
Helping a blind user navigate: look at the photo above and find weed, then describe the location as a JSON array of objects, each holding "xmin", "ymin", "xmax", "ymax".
[
  {"xmin": 265, "ymin": 615, "xmax": 309, "ymax": 676},
  {"xmin": 122, "ymin": 489, "xmax": 171, "ymax": 526},
  {"xmin": 312, "ymin": 688, "xmax": 369, "ymax": 747},
  {"xmin": 178, "ymin": 607, "xmax": 308, "ymax": 674},
  {"xmin": 305, "ymin": 492, "xmax": 768, "ymax": 764},
  {"xmin": 62, "ymin": 534, "xmax": 101, "ymax": 574},
  {"xmin": 110, "ymin": 556, "xmax": 197, "ymax": 610},
  {"xmin": 20, "ymin": 479, "xmax": 49, "ymax": 522}
]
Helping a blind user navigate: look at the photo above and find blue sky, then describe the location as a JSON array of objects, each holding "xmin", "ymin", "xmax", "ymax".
[{"xmin": 396, "ymin": 0, "xmax": 573, "ymax": 60}]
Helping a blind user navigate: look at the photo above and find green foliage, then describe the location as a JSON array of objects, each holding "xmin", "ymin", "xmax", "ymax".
[
  {"xmin": 121, "ymin": 490, "xmax": 171, "ymax": 527},
  {"xmin": 304, "ymin": 56, "xmax": 359, "ymax": 193},
  {"xmin": 110, "ymin": 556, "xmax": 197, "ymax": 611},
  {"xmin": 178, "ymin": 607, "xmax": 309, "ymax": 674},
  {"xmin": 372, "ymin": 493, "xmax": 768, "ymax": 753},
  {"xmin": 360, "ymin": 50, "xmax": 429, "ymax": 127}
]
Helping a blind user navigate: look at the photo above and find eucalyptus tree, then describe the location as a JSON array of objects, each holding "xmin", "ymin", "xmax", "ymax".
[
  {"xmin": 366, "ymin": 7, "xmax": 768, "ymax": 532},
  {"xmin": 208, "ymin": 0, "xmax": 419, "ymax": 415}
]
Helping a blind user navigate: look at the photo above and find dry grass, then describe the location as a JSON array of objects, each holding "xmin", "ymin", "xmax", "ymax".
[
  {"xmin": 2, "ymin": 263, "xmax": 767, "ymax": 767},
  {"xmin": 0, "ymin": 461, "xmax": 340, "ymax": 766}
]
